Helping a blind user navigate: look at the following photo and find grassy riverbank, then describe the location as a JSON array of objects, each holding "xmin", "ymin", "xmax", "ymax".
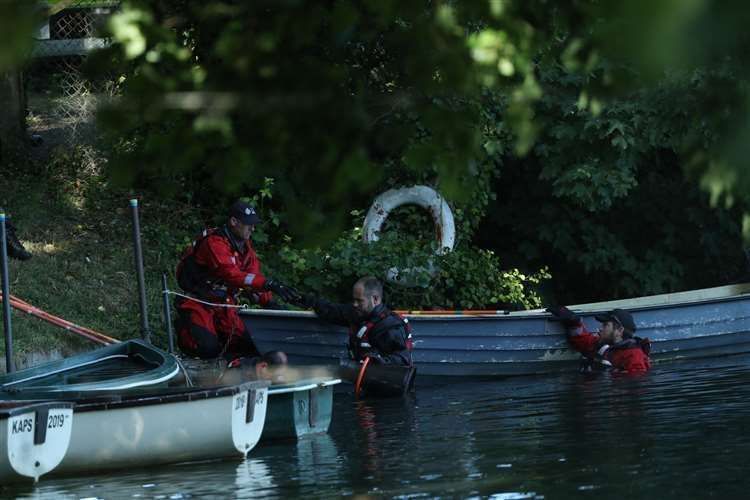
[{"xmin": 1, "ymin": 147, "xmax": 204, "ymax": 359}]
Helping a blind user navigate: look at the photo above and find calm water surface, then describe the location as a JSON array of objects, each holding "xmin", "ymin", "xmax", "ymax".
[{"xmin": 5, "ymin": 354, "xmax": 750, "ymax": 499}]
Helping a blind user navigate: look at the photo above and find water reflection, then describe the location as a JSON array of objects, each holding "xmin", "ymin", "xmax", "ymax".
[
  {"xmin": 294, "ymin": 433, "xmax": 341, "ymax": 485},
  {"xmin": 234, "ymin": 458, "xmax": 275, "ymax": 496}
]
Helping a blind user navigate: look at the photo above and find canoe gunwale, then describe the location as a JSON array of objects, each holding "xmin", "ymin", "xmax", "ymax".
[
  {"xmin": 6, "ymin": 380, "xmax": 271, "ymax": 413},
  {"xmin": 0, "ymin": 401, "xmax": 74, "ymax": 419},
  {"xmin": 268, "ymin": 378, "xmax": 341, "ymax": 395}
]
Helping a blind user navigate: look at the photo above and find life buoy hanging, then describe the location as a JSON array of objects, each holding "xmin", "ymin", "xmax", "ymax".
[
  {"xmin": 362, "ymin": 185, "xmax": 456, "ymax": 252},
  {"xmin": 362, "ymin": 186, "xmax": 456, "ymax": 286}
]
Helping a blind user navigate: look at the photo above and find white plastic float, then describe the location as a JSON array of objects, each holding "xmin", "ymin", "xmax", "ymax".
[{"xmin": 362, "ymin": 185, "xmax": 455, "ymax": 285}]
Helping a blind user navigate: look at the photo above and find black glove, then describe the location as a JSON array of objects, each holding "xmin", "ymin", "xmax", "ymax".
[
  {"xmin": 294, "ymin": 293, "xmax": 318, "ymax": 309},
  {"xmin": 264, "ymin": 279, "xmax": 302, "ymax": 304},
  {"xmin": 546, "ymin": 305, "xmax": 581, "ymax": 327}
]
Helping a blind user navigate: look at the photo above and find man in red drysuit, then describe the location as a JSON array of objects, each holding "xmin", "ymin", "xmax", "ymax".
[
  {"xmin": 547, "ymin": 306, "xmax": 651, "ymax": 374},
  {"xmin": 175, "ymin": 200, "xmax": 299, "ymax": 360}
]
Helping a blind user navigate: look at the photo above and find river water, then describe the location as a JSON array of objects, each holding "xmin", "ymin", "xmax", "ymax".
[{"xmin": 5, "ymin": 353, "xmax": 750, "ymax": 499}]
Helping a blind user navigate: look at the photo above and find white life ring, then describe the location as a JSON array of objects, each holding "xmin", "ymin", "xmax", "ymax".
[
  {"xmin": 362, "ymin": 185, "xmax": 456, "ymax": 252},
  {"xmin": 362, "ymin": 186, "xmax": 456, "ymax": 286}
]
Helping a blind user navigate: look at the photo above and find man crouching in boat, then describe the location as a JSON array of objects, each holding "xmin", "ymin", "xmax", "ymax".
[
  {"xmin": 547, "ymin": 306, "xmax": 651, "ymax": 374},
  {"xmin": 297, "ymin": 276, "xmax": 415, "ymax": 395},
  {"xmin": 174, "ymin": 200, "xmax": 300, "ymax": 363}
]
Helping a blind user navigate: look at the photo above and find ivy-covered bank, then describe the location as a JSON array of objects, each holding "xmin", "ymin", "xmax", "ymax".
[{"xmin": 0, "ymin": 148, "xmax": 548, "ymax": 357}]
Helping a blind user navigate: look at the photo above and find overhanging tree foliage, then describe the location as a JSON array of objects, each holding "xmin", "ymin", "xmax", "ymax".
[
  {"xmin": 4, "ymin": 0, "xmax": 750, "ymax": 307},
  {"xmin": 89, "ymin": 0, "xmax": 594, "ymax": 241}
]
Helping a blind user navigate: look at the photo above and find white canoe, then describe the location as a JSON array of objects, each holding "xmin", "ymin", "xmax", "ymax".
[
  {"xmin": 0, "ymin": 401, "xmax": 74, "ymax": 482},
  {"xmin": 48, "ymin": 381, "xmax": 268, "ymax": 475}
]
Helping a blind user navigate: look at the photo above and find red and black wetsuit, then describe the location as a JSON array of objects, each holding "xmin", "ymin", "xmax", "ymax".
[
  {"xmin": 175, "ymin": 226, "xmax": 271, "ymax": 359},
  {"xmin": 567, "ymin": 323, "xmax": 651, "ymax": 374},
  {"xmin": 312, "ymin": 300, "xmax": 413, "ymax": 366}
]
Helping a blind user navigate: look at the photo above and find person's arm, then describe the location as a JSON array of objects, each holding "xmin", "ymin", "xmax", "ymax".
[
  {"xmin": 197, "ymin": 236, "xmax": 266, "ymax": 289},
  {"xmin": 238, "ymin": 245, "xmax": 276, "ymax": 305},
  {"xmin": 311, "ymin": 297, "xmax": 359, "ymax": 327},
  {"xmin": 548, "ymin": 306, "xmax": 599, "ymax": 358},
  {"xmin": 566, "ymin": 323, "xmax": 601, "ymax": 359}
]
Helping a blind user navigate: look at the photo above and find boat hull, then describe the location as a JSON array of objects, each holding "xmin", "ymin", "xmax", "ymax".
[
  {"xmin": 53, "ymin": 382, "xmax": 268, "ymax": 474},
  {"xmin": 262, "ymin": 378, "xmax": 340, "ymax": 441},
  {"xmin": 241, "ymin": 283, "xmax": 750, "ymax": 378}
]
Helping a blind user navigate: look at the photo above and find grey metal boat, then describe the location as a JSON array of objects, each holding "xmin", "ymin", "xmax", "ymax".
[
  {"xmin": 241, "ymin": 283, "xmax": 750, "ymax": 378},
  {"xmin": 0, "ymin": 401, "xmax": 74, "ymax": 482}
]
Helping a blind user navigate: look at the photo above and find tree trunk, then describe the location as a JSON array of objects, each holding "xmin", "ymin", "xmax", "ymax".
[{"xmin": 0, "ymin": 69, "xmax": 26, "ymax": 161}]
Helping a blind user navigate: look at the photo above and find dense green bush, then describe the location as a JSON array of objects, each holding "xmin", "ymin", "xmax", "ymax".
[{"xmin": 245, "ymin": 180, "xmax": 547, "ymax": 310}]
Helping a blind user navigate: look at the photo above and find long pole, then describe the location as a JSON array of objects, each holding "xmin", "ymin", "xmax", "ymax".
[
  {"xmin": 1, "ymin": 293, "xmax": 118, "ymax": 345},
  {"xmin": 162, "ymin": 273, "xmax": 174, "ymax": 353},
  {"xmin": 0, "ymin": 211, "xmax": 16, "ymax": 373},
  {"xmin": 130, "ymin": 199, "xmax": 151, "ymax": 343}
]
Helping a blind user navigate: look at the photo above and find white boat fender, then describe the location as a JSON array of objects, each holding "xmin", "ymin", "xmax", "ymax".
[{"xmin": 362, "ymin": 186, "xmax": 456, "ymax": 286}]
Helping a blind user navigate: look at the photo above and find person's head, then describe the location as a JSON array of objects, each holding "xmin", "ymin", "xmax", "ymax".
[
  {"xmin": 255, "ymin": 350, "xmax": 288, "ymax": 381},
  {"xmin": 352, "ymin": 276, "xmax": 383, "ymax": 318},
  {"xmin": 595, "ymin": 308, "xmax": 636, "ymax": 344},
  {"xmin": 227, "ymin": 199, "xmax": 261, "ymax": 241}
]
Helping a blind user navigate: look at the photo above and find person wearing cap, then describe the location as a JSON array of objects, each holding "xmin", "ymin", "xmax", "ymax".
[
  {"xmin": 174, "ymin": 199, "xmax": 300, "ymax": 360},
  {"xmin": 547, "ymin": 306, "xmax": 651, "ymax": 374}
]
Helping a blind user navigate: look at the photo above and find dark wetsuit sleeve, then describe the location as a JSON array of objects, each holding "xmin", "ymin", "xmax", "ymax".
[{"xmin": 312, "ymin": 298, "xmax": 359, "ymax": 327}]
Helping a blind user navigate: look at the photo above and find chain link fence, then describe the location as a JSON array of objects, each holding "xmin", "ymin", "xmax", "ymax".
[{"xmin": 26, "ymin": 1, "xmax": 119, "ymax": 150}]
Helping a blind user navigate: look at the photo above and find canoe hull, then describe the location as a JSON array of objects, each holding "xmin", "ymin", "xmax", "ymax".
[
  {"xmin": 51, "ymin": 382, "xmax": 268, "ymax": 474},
  {"xmin": 241, "ymin": 283, "xmax": 750, "ymax": 378}
]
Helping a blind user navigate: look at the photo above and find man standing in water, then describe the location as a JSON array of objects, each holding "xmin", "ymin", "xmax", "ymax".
[
  {"xmin": 547, "ymin": 306, "xmax": 651, "ymax": 374},
  {"xmin": 300, "ymin": 276, "xmax": 414, "ymax": 367}
]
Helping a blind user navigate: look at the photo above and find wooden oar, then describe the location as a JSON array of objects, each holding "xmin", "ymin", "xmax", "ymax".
[{"xmin": 0, "ymin": 293, "xmax": 118, "ymax": 345}]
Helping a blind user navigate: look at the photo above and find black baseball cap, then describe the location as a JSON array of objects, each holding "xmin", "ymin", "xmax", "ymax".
[
  {"xmin": 595, "ymin": 308, "xmax": 636, "ymax": 332},
  {"xmin": 229, "ymin": 200, "xmax": 261, "ymax": 225}
]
